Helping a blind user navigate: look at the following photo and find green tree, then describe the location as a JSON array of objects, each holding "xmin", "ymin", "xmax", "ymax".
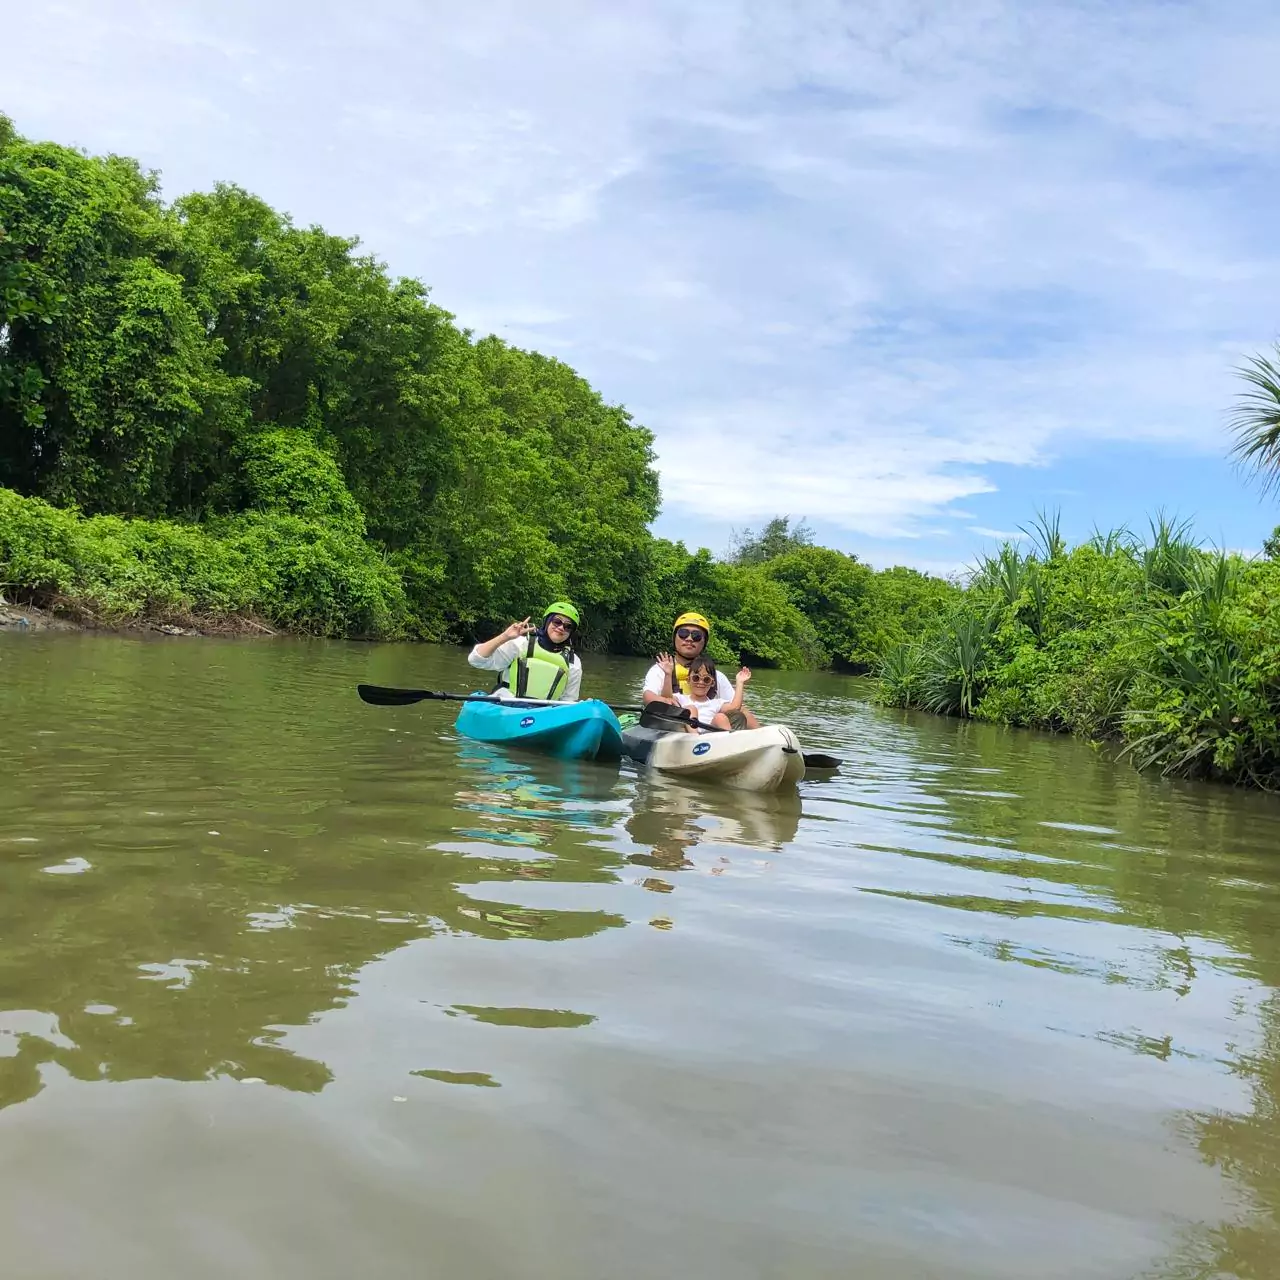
[
  {"xmin": 421, "ymin": 338, "xmax": 658, "ymax": 642},
  {"xmin": 0, "ymin": 115, "xmax": 65, "ymax": 428},
  {"xmin": 760, "ymin": 544, "xmax": 873, "ymax": 667},
  {"xmin": 729, "ymin": 515, "xmax": 815, "ymax": 565},
  {"xmin": 0, "ymin": 135, "xmax": 244, "ymax": 513},
  {"xmin": 171, "ymin": 184, "xmax": 464, "ymax": 530},
  {"xmin": 857, "ymin": 565, "xmax": 959, "ymax": 666}
]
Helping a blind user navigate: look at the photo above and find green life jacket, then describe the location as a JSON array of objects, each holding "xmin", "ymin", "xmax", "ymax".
[{"xmin": 499, "ymin": 634, "xmax": 574, "ymax": 700}]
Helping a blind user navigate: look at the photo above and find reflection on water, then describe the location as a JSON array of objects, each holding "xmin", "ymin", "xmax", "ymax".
[{"xmin": 2, "ymin": 636, "xmax": 1280, "ymax": 1277}]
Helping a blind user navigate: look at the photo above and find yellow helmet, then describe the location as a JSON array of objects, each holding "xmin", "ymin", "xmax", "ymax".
[{"xmin": 673, "ymin": 611, "xmax": 711, "ymax": 636}]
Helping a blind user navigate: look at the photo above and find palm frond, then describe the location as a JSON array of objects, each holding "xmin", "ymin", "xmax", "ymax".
[{"xmin": 1229, "ymin": 347, "xmax": 1280, "ymax": 494}]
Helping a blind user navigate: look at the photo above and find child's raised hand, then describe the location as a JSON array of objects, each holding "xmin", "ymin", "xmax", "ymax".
[
  {"xmin": 656, "ymin": 652, "xmax": 675, "ymax": 675},
  {"xmin": 735, "ymin": 666, "xmax": 752, "ymax": 685}
]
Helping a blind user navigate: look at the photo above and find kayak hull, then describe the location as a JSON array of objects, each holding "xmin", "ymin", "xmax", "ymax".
[
  {"xmin": 455, "ymin": 697, "xmax": 624, "ymax": 761},
  {"xmin": 621, "ymin": 723, "xmax": 806, "ymax": 792}
]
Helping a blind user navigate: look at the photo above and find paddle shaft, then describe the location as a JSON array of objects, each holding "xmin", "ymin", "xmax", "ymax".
[{"xmin": 357, "ymin": 685, "xmax": 641, "ymax": 712}]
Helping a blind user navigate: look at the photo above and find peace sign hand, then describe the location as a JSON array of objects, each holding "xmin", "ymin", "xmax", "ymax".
[{"xmin": 501, "ymin": 617, "xmax": 534, "ymax": 642}]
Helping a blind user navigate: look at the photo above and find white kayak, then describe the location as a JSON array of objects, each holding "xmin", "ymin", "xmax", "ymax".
[{"xmin": 621, "ymin": 722, "xmax": 807, "ymax": 793}]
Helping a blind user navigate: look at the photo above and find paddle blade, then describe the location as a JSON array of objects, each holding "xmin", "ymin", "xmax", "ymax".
[
  {"xmin": 640, "ymin": 700, "xmax": 683, "ymax": 723},
  {"xmin": 357, "ymin": 684, "xmax": 433, "ymax": 706},
  {"xmin": 803, "ymin": 752, "xmax": 842, "ymax": 771},
  {"xmin": 639, "ymin": 701, "xmax": 694, "ymax": 730}
]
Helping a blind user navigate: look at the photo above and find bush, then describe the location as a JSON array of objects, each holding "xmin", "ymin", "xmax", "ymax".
[
  {"xmin": 0, "ymin": 485, "xmax": 406, "ymax": 637},
  {"xmin": 238, "ymin": 428, "xmax": 367, "ymax": 532},
  {"xmin": 876, "ymin": 519, "xmax": 1280, "ymax": 789},
  {"xmin": 1123, "ymin": 557, "xmax": 1280, "ymax": 787}
]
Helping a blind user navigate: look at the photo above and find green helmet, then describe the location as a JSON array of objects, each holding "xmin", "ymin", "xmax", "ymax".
[{"xmin": 543, "ymin": 600, "xmax": 580, "ymax": 627}]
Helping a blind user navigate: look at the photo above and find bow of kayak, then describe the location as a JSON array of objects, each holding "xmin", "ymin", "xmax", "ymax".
[
  {"xmin": 621, "ymin": 723, "xmax": 806, "ymax": 792},
  {"xmin": 455, "ymin": 697, "xmax": 624, "ymax": 761}
]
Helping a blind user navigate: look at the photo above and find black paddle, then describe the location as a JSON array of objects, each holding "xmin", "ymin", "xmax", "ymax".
[
  {"xmin": 638, "ymin": 702, "xmax": 842, "ymax": 771},
  {"xmin": 357, "ymin": 685, "xmax": 642, "ymax": 713}
]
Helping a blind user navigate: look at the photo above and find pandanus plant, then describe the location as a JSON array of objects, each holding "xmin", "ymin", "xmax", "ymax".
[{"xmin": 1230, "ymin": 346, "xmax": 1280, "ymax": 493}]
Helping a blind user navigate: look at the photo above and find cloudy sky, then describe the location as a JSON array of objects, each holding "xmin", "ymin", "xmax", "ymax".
[{"xmin": 6, "ymin": 0, "xmax": 1280, "ymax": 570}]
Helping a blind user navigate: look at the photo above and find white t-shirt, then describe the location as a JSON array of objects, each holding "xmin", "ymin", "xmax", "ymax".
[
  {"xmin": 642, "ymin": 663, "xmax": 733, "ymax": 702},
  {"xmin": 469, "ymin": 637, "xmax": 582, "ymax": 701},
  {"xmin": 675, "ymin": 692, "xmax": 726, "ymax": 717}
]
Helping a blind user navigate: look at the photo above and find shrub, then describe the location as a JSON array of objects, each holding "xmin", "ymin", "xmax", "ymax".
[{"xmin": 0, "ymin": 485, "xmax": 406, "ymax": 636}]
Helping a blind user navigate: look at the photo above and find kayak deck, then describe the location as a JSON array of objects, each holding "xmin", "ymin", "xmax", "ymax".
[
  {"xmin": 621, "ymin": 723, "xmax": 806, "ymax": 792},
  {"xmin": 455, "ymin": 696, "xmax": 623, "ymax": 761}
]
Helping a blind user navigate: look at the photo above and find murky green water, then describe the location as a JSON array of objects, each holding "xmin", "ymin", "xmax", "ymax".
[{"xmin": 3, "ymin": 633, "xmax": 1280, "ymax": 1278}]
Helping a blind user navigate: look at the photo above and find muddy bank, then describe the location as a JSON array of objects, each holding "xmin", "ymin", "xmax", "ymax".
[
  {"xmin": 0, "ymin": 598, "xmax": 78, "ymax": 632},
  {"xmin": 0, "ymin": 594, "xmax": 276, "ymax": 638}
]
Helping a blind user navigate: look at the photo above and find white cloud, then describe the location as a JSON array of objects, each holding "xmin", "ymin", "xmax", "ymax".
[
  {"xmin": 969, "ymin": 528, "xmax": 1028, "ymax": 542},
  {"xmin": 6, "ymin": 0, "xmax": 1280, "ymax": 553}
]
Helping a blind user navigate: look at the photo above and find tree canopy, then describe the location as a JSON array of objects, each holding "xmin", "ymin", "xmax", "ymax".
[{"xmin": 0, "ymin": 117, "xmax": 952, "ymax": 658}]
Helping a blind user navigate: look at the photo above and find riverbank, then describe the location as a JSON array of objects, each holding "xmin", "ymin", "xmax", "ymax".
[
  {"xmin": 0, "ymin": 597, "xmax": 77, "ymax": 632},
  {"xmin": 0, "ymin": 484, "xmax": 407, "ymax": 641},
  {"xmin": 1, "ymin": 480, "xmax": 955, "ymax": 664},
  {"xmin": 0, "ymin": 593, "xmax": 274, "ymax": 637},
  {"xmin": 876, "ymin": 517, "xmax": 1280, "ymax": 791}
]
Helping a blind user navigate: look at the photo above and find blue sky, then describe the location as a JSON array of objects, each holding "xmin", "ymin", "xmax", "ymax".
[{"xmin": 6, "ymin": 0, "xmax": 1280, "ymax": 574}]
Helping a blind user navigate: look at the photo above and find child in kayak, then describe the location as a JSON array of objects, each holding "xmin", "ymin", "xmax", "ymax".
[
  {"xmin": 656, "ymin": 653, "xmax": 750, "ymax": 731},
  {"xmin": 641, "ymin": 611, "xmax": 760, "ymax": 729}
]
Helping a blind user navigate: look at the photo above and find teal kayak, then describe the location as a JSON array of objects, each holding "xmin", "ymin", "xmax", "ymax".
[{"xmin": 454, "ymin": 696, "xmax": 624, "ymax": 761}]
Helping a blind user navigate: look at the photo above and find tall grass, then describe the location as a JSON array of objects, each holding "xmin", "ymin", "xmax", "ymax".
[
  {"xmin": 1140, "ymin": 512, "xmax": 1200, "ymax": 597},
  {"xmin": 1020, "ymin": 508, "xmax": 1065, "ymax": 562},
  {"xmin": 921, "ymin": 614, "xmax": 991, "ymax": 717},
  {"xmin": 878, "ymin": 640, "xmax": 931, "ymax": 708}
]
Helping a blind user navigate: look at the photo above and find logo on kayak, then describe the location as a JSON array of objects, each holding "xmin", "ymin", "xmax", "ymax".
[
  {"xmin": 519, "ymin": 716, "xmax": 535, "ymax": 727},
  {"xmin": 692, "ymin": 741, "xmax": 711, "ymax": 755}
]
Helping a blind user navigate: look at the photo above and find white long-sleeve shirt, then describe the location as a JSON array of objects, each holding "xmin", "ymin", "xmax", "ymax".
[{"xmin": 468, "ymin": 637, "xmax": 582, "ymax": 702}]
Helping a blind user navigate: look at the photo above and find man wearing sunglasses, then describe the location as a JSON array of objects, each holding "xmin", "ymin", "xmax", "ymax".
[
  {"xmin": 641, "ymin": 611, "xmax": 760, "ymax": 729},
  {"xmin": 468, "ymin": 601, "xmax": 582, "ymax": 701}
]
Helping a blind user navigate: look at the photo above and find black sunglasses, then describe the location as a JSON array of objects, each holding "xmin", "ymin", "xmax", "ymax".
[
  {"xmin": 675, "ymin": 627, "xmax": 706, "ymax": 641},
  {"xmin": 546, "ymin": 614, "xmax": 576, "ymax": 630}
]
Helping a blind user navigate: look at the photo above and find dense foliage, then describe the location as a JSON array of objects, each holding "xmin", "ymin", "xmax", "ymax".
[
  {"xmin": 0, "ymin": 483, "xmax": 408, "ymax": 636},
  {"xmin": 0, "ymin": 118, "xmax": 950, "ymax": 656},
  {"xmin": 0, "ymin": 120, "xmax": 667, "ymax": 641},
  {"xmin": 877, "ymin": 513, "xmax": 1280, "ymax": 789}
]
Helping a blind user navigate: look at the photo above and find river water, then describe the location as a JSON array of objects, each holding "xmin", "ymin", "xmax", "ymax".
[{"xmin": 2, "ymin": 633, "xmax": 1279, "ymax": 1279}]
